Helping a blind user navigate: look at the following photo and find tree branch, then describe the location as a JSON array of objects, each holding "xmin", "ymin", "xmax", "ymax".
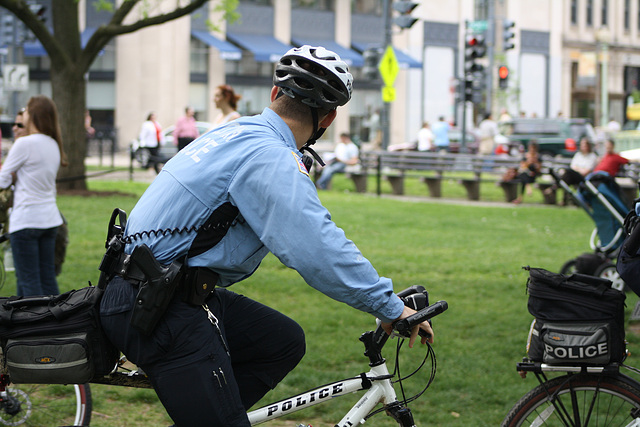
[
  {"xmin": 104, "ymin": 0, "xmax": 208, "ymax": 37},
  {"xmin": 81, "ymin": 0, "xmax": 208, "ymax": 71}
]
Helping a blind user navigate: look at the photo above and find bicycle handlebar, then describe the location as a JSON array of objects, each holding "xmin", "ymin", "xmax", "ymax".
[{"xmin": 393, "ymin": 300, "xmax": 448, "ymax": 338}]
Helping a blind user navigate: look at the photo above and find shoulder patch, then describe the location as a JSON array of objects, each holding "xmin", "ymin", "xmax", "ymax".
[{"xmin": 292, "ymin": 151, "xmax": 309, "ymax": 176}]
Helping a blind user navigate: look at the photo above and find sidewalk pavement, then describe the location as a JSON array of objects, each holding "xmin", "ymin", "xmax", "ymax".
[{"xmin": 84, "ymin": 152, "xmax": 158, "ymax": 183}]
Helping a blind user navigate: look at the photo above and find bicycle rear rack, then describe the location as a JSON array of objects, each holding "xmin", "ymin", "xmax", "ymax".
[{"xmin": 516, "ymin": 359, "xmax": 621, "ymax": 375}]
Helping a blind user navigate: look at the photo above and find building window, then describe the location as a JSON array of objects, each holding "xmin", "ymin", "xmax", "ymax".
[
  {"xmin": 89, "ymin": 43, "xmax": 116, "ymax": 72},
  {"xmin": 190, "ymin": 38, "xmax": 208, "ymax": 74},
  {"xmin": 291, "ymin": 0, "xmax": 334, "ymax": 10},
  {"xmin": 625, "ymin": 0, "xmax": 630, "ymax": 29},
  {"xmin": 352, "ymin": 0, "xmax": 381, "ymax": 15},
  {"xmin": 570, "ymin": 0, "xmax": 577, "ymax": 24},
  {"xmin": 586, "ymin": 0, "xmax": 593, "ymax": 26},
  {"xmin": 601, "ymin": 0, "xmax": 608, "ymax": 26},
  {"xmin": 474, "ymin": 0, "xmax": 489, "ymax": 21}
]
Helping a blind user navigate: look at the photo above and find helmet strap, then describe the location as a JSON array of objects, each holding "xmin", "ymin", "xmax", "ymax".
[
  {"xmin": 273, "ymin": 90, "xmax": 327, "ymax": 167},
  {"xmin": 300, "ymin": 107, "xmax": 326, "ymax": 166}
]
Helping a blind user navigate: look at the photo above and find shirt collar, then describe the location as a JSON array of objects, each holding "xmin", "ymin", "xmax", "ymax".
[{"xmin": 261, "ymin": 107, "xmax": 298, "ymax": 152}]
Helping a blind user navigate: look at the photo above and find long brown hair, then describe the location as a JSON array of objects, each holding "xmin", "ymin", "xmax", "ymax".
[
  {"xmin": 217, "ymin": 84, "xmax": 242, "ymax": 110},
  {"xmin": 27, "ymin": 95, "xmax": 68, "ymax": 166}
]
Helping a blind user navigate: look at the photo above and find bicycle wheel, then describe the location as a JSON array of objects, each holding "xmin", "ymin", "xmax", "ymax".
[
  {"xmin": 594, "ymin": 262, "xmax": 627, "ymax": 293},
  {"xmin": 0, "ymin": 383, "xmax": 92, "ymax": 426},
  {"xmin": 502, "ymin": 374, "xmax": 640, "ymax": 426},
  {"xmin": 559, "ymin": 259, "xmax": 577, "ymax": 275}
]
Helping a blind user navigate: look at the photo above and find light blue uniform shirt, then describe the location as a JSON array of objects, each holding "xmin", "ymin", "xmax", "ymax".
[{"xmin": 124, "ymin": 108, "xmax": 404, "ymax": 323}]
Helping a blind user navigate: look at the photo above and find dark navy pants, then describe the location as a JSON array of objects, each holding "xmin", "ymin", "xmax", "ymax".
[{"xmin": 100, "ymin": 276, "xmax": 306, "ymax": 426}]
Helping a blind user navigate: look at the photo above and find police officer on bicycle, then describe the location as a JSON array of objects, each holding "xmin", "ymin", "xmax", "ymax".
[{"xmin": 98, "ymin": 45, "xmax": 434, "ymax": 426}]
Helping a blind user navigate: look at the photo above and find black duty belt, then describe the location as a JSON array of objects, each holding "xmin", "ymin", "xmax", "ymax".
[{"xmin": 112, "ymin": 251, "xmax": 219, "ymax": 306}]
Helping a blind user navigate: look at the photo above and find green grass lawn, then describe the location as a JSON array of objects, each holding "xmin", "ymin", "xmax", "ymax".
[{"xmin": 2, "ymin": 177, "xmax": 638, "ymax": 426}]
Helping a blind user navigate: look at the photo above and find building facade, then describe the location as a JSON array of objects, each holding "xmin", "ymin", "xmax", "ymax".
[{"xmin": 2, "ymin": 0, "xmax": 640, "ymax": 149}]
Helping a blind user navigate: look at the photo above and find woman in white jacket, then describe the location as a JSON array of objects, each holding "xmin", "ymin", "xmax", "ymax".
[
  {"xmin": 138, "ymin": 111, "xmax": 164, "ymax": 171},
  {"xmin": 0, "ymin": 95, "xmax": 67, "ymax": 296}
]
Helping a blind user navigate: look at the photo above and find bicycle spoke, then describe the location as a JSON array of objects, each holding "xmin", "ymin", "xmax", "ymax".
[
  {"xmin": 0, "ymin": 384, "xmax": 91, "ymax": 426},
  {"xmin": 529, "ymin": 405, "xmax": 556, "ymax": 426},
  {"xmin": 502, "ymin": 374, "xmax": 640, "ymax": 427}
]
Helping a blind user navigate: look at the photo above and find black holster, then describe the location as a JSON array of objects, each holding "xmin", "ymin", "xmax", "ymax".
[{"xmin": 128, "ymin": 244, "xmax": 184, "ymax": 336}]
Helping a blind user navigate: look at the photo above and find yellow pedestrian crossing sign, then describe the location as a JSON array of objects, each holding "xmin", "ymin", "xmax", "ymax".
[
  {"xmin": 382, "ymin": 86, "xmax": 396, "ymax": 102},
  {"xmin": 378, "ymin": 45, "xmax": 399, "ymax": 88}
]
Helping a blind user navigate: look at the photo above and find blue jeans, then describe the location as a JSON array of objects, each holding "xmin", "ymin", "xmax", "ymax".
[
  {"xmin": 10, "ymin": 227, "xmax": 59, "ymax": 297},
  {"xmin": 316, "ymin": 161, "xmax": 346, "ymax": 189}
]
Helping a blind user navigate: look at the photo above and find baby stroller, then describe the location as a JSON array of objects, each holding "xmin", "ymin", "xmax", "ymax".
[{"xmin": 551, "ymin": 170, "xmax": 633, "ymax": 291}]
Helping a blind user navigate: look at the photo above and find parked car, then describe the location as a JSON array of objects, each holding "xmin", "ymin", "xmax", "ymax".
[
  {"xmin": 131, "ymin": 121, "xmax": 213, "ymax": 171},
  {"xmin": 448, "ymin": 128, "xmax": 479, "ymax": 153},
  {"xmin": 497, "ymin": 118, "xmax": 596, "ymax": 159}
]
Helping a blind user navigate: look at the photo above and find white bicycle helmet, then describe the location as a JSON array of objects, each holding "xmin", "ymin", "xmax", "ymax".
[{"xmin": 274, "ymin": 45, "xmax": 353, "ymax": 110}]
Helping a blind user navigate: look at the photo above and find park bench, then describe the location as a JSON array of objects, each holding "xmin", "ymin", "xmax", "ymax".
[
  {"xmin": 315, "ymin": 148, "xmax": 638, "ymax": 206},
  {"xmin": 353, "ymin": 151, "xmax": 524, "ymax": 201}
]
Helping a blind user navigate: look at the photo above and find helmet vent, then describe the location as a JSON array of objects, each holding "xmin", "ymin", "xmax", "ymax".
[{"xmin": 293, "ymin": 76, "xmax": 313, "ymax": 89}]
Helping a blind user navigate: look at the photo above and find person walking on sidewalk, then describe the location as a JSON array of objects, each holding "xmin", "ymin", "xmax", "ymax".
[{"xmin": 174, "ymin": 106, "xmax": 199, "ymax": 151}]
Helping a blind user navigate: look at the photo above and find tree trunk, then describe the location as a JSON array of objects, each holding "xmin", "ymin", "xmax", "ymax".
[
  {"xmin": 52, "ymin": 66, "xmax": 88, "ymax": 191},
  {"xmin": 50, "ymin": 0, "xmax": 87, "ymax": 191}
]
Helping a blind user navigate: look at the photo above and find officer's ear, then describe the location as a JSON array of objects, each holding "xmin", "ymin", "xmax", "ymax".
[
  {"xmin": 270, "ymin": 86, "xmax": 279, "ymax": 102},
  {"xmin": 319, "ymin": 109, "xmax": 337, "ymax": 128}
]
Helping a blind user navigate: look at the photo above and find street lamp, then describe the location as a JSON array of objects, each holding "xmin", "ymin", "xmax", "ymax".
[{"xmin": 596, "ymin": 26, "xmax": 611, "ymax": 128}]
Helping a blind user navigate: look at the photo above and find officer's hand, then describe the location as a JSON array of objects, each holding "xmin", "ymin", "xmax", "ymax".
[{"xmin": 381, "ymin": 305, "xmax": 434, "ymax": 347}]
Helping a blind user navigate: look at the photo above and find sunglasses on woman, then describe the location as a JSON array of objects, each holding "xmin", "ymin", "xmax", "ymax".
[{"xmin": 12, "ymin": 123, "xmax": 24, "ymax": 128}]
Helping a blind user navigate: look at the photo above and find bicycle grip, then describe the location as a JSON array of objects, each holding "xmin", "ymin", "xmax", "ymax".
[
  {"xmin": 623, "ymin": 220, "xmax": 640, "ymax": 256},
  {"xmin": 396, "ymin": 285, "xmax": 426, "ymax": 298},
  {"xmin": 394, "ymin": 300, "xmax": 448, "ymax": 338}
]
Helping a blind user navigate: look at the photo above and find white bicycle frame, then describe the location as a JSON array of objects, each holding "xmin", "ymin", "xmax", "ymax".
[
  {"xmin": 248, "ymin": 297, "xmax": 448, "ymax": 426},
  {"xmin": 248, "ymin": 362, "xmax": 398, "ymax": 426}
]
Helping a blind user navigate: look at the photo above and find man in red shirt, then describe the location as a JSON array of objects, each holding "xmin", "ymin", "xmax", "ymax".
[{"xmin": 594, "ymin": 139, "xmax": 629, "ymax": 177}]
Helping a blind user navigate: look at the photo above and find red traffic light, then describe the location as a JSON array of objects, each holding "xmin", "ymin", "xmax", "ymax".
[{"xmin": 498, "ymin": 65, "xmax": 509, "ymax": 79}]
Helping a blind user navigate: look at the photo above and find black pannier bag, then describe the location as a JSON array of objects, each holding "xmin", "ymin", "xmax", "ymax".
[
  {"xmin": 0, "ymin": 286, "xmax": 120, "ymax": 384},
  {"xmin": 525, "ymin": 267, "xmax": 626, "ymax": 365}
]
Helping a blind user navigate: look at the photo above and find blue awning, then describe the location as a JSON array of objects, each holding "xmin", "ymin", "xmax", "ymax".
[
  {"xmin": 292, "ymin": 38, "xmax": 364, "ymax": 68},
  {"xmin": 23, "ymin": 41, "xmax": 45, "ymax": 57},
  {"xmin": 393, "ymin": 48, "xmax": 422, "ymax": 69},
  {"xmin": 352, "ymin": 42, "xmax": 422, "ymax": 69},
  {"xmin": 81, "ymin": 27, "xmax": 96, "ymax": 47},
  {"xmin": 191, "ymin": 30, "xmax": 242, "ymax": 60},
  {"xmin": 226, "ymin": 32, "xmax": 292, "ymax": 63},
  {"xmin": 24, "ymin": 28, "xmax": 98, "ymax": 57}
]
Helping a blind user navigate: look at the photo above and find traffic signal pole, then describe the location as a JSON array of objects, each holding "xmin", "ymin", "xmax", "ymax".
[
  {"xmin": 486, "ymin": 0, "xmax": 495, "ymax": 114},
  {"xmin": 381, "ymin": 0, "xmax": 391, "ymax": 150}
]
